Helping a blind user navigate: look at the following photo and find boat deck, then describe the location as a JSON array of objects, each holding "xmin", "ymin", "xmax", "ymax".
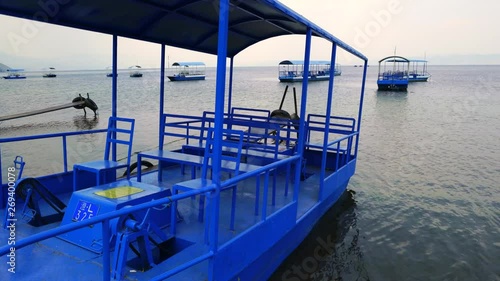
[
  {"xmin": 0, "ymin": 161, "xmax": 323, "ymax": 281},
  {"xmin": 1, "ymin": 110, "xmax": 358, "ymax": 280}
]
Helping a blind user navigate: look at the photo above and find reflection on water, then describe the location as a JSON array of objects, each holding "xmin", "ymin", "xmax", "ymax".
[
  {"xmin": 0, "ymin": 118, "xmax": 100, "ymax": 136},
  {"xmin": 375, "ymin": 90, "xmax": 408, "ymax": 100},
  {"xmin": 270, "ymin": 190, "xmax": 369, "ymax": 281},
  {"xmin": 375, "ymin": 90, "xmax": 408, "ymax": 114},
  {"xmin": 72, "ymin": 115, "xmax": 99, "ymax": 130}
]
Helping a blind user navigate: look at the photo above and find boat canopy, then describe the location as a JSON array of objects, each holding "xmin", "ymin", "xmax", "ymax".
[
  {"xmin": 172, "ymin": 62, "xmax": 205, "ymax": 67},
  {"xmin": 0, "ymin": 1, "xmax": 366, "ymax": 60},
  {"xmin": 379, "ymin": 56, "xmax": 410, "ymax": 63},
  {"xmin": 279, "ymin": 60, "xmax": 331, "ymax": 65}
]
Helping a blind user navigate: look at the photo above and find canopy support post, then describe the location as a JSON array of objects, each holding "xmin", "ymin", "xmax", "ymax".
[
  {"xmin": 294, "ymin": 27, "xmax": 312, "ymax": 202},
  {"xmin": 227, "ymin": 57, "xmax": 234, "ymax": 115},
  {"xmin": 111, "ymin": 34, "xmax": 118, "ymax": 161},
  {"xmin": 209, "ymin": 1, "xmax": 229, "ymax": 280},
  {"xmin": 159, "ymin": 44, "xmax": 166, "ymax": 148}
]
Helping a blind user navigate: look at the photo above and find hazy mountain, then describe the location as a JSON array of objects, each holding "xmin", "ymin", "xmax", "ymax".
[{"xmin": 0, "ymin": 63, "xmax": 11, "ymax": 72}]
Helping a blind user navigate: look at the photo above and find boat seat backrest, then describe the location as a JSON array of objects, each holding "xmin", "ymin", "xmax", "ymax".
[
  {"xmin": 202, "ymin": 128, "xmax": 244, "ymax": 179},
  {"xmin": 104, "ymin": 116, "xmax": 135, "ymax": 170}
]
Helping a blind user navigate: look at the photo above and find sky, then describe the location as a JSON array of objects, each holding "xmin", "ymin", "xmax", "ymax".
[{"xmin": 1, "ymin": 0, "xmax": 499, "ymax": 70}]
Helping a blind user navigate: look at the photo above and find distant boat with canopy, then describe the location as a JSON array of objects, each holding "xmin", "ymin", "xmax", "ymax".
[
  {"xmin": 167, "ymin": 62, "xmax": 206, "ymax": 81},
  {"xmin": 3, "ymin": 68, "xmax": 26, "ymax": 79},
  {"xmin": 408, "ymin": 59, "xmax": 430, "ymax": 82},
  {"xmin": 43, "ymin": 67, "xmax": 57, "ymax": 78},
  {"xmin": 278, "ymin": 60, "xmax": 341, "ymax": 82},
  {"xmin": 106, "ymin": 66, "xmax": 117, "ymax": 77},
  {"xmin": 377, "ymin": 56, "xmax": 410, "ymax": 91},
  {"xmin": 129, "ymin": 65, "xmax": 143, "ymax": 77}
]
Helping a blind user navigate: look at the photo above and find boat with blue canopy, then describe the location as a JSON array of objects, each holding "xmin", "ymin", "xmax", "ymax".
[
  {"xmin": 279, "ymin": 60, "xmax": 341, "ymax": 82},
  {"xmin": 377, "ymin": 56, "xmax": 410, "ymax": 91},
  {"xmin": 167, "ymin": 62, "xmax": 206, "ymax": 81},
  {"xmin": 408, "ymin": 59, "xmax": 430, "ymax": 82},
  {"xmin": 2, "ymin": 69, "xmax": 26, "ymax": 79},
  {"xmin": 0, "ymin": 1, "xmax": 367, "ymax": 280}
]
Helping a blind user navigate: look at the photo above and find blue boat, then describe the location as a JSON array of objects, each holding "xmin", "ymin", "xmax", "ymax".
[
  {"xmin": 2, "ymin": 69, "xmax": 26, "ymax": 79},
  {"xmin": 279, "ymin": 60, "xmax": 341, "ymax": 82},
  {"xmin": 377, "ymin": 56, "xmax": 410, "ymax": 91},
  {"xmin": 408, "ymin": 59, "xmax": 430, "ymax": 82},
  {"xmin": 0, "ymin": 1, "xmax": 367, "ymax": 280},
  {"xmin": 167, "ymin": 62, "xmax": 206, "ymax": 81},
  {"xmin": 106, "ymin": 66, "xmax": 118, "ymax": 78}
]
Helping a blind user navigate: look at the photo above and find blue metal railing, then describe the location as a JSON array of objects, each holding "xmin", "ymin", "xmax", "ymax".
[
  {"xmin": 307, "ymin": 131, "xmax": 359, "ymax": 199},
  {"xmin": 0, "ymin": 185, "xmax": 215, "ymax": 281},
  {"xmin": 154, "ymin": 156, "xmax": 299, "ymax": 280},
  {"xmin": 161, "ymin": 114, "xmax": 206, "ymax": 147},
  {"xmin": 307, "ymin": 132, "xmax": 359, "ymax": 168},
  {"xmin": 0, "ymin": 113, "xmax": 351, "ymax": 280},
  {"xmin": 0, "ymin": 129, "xmax": 107, "ymax": 186},
  {"xmin": 0, "ymin": 133, "xmax": 300, "ymax": 281}
]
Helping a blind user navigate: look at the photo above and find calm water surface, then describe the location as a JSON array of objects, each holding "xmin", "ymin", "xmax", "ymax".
[{"xmin": 1, "ymin": 65, "xmax": 499, "ymax": 281}]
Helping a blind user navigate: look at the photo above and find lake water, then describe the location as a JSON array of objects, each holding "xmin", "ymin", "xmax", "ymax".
[{"xmin": 1, "ymin": 65, "xmax": 499, "ymax": 281}]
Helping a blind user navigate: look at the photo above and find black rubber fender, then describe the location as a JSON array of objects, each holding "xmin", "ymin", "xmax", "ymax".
[
  {"xmin": 84, "ymin": 97, "xmax": 98, "ymax": 112},
  {"xmin": 270, "ymin": 109, "xmax": 291, "ymax": 120},
  {"xmin": 72, "ymin": 96, "xmax": 86, "ymax": 109},
  {"xmin": 123, "ymin": 160, "xmax": 154, "ymax": 177},
  {"xmin": 290, "ymin": 112, "xmax": 300, "ymax": 130}
]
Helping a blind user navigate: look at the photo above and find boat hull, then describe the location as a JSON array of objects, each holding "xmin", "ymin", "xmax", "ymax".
[
  {"xmin": 3, "ymin": 76, "xmax": 26, "ymax": 79},
  {"xmin": 167, "ymin": 75, "xmax": 205, "ymax": 81},
  {"xmin": 377, "ymin": 79, "xmax": 408, "ymax": 91},
  {"xmin": 408, "ymin": 75, "xmax": 429, "ymax": 82},
  {"xmin": 377, "ymin": 84, "xmax": 408, "ymax": 91}
]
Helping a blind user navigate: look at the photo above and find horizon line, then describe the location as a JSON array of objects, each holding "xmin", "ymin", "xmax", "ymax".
[{"xmin": 2, "ymin": 64, "xmax": 500, "ymax": 72}]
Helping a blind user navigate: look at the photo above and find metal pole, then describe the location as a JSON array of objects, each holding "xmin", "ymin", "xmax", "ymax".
[
  {"xmin": 102, "ymin": 219, "xmax": 111, "ymax": 281},
  {"xmin": 209, "ymin": 0, "xmax": 229, "ymax": 279},
  {"xmin": 160, "ymin": 44, "xmax": 166, "ymax": 147},
  {"xmin": 319, "ymin": 43, "xmax": 337, "ymax": 200},
  {"xmin": 112, "ymin": 35, "xmax": 118, "ymax": 161},
  {"xmin": 355, "ymin": 62, "xmax": 368, "ymax": 157},
  {"xmin": 294, "ymin": 27, "xmax": 312, "ymax": 202},
  {"xmin": 112, "ymin": 35, "xmax": 118, "ymax": 118},
  {"xmin": 227, "ymin": 57, "xmax": 234, "ymax": 115}
]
